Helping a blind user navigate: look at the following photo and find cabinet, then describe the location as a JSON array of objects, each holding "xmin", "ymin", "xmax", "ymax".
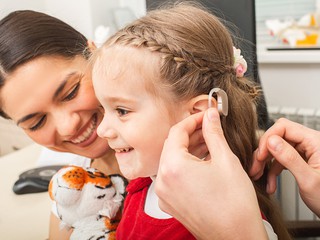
[{"xmin": 258, "ymin": 48, "xmax": 320, "ymax": 109}]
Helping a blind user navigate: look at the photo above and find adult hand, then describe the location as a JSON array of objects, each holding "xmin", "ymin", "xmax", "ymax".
[
  {"xmin": 155, "ymin": 108, "xmax": 268, "ymax": 240},
  {"xmin": 187, "ymin": 124, "xmax": 208, "ymax": 160},
  {"xmin": 251, "ymin": 118, "xmax": 320, "ymax": 217}
]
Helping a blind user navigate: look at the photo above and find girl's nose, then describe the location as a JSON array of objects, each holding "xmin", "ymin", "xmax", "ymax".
[{"xmin": 97, "ymin": 115, "xmax": 117, "ymax": 139}]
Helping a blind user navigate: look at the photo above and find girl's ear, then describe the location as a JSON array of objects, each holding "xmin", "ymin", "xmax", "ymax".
[
  {"xmin": 187, "ymin": 95, "xmax": 217, "ymax": 114},
  {"xmin": 87, "ymin": 40, "xmax": 97, "ymax": 52}
]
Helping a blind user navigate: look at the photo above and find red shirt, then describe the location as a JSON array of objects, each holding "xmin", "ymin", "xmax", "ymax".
[{"xmin": 116, "ymin": 177, "xmax": 196, "ymax": 240}]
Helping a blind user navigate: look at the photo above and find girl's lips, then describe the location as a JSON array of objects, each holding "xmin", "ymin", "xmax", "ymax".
[
  {"xmin": 114, "ymin": 148, "xmax": 134, "ymax": 161},
  {"xmin": 114, "ymin": 147, "xmax": 133, "ymax": 153}
]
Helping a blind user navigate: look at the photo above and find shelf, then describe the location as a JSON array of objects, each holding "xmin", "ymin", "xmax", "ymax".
[{"xmin": 257, "ymin": 45, "xmax": 320, "ymax": 64}]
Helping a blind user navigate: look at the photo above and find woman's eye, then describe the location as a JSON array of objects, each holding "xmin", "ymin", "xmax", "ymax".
[
  {"xmin": 29, "ymin": 115, "xmax": 47, "ymax": 131},
  {"xmin": 63, "ymin": 82, "xmax": 80, "ymax": 101},
  {"xmin": 116, "ymin": 108, "xmax": 129, "ymax": 117}
]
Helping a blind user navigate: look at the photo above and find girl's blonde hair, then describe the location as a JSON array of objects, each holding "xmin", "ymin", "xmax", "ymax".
[{"xmin": 97, "ymin": 3, "xmax": 291, "ymax": 239}]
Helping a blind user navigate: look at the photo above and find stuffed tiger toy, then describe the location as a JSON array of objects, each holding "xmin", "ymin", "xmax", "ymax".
[{"xmin": 49, "ymin": 165, "xmax": 127, "ymax": 240}]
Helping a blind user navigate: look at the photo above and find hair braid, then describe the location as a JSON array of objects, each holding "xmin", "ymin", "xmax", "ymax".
[
  {"xmin": 235, "ymin": 76, "xmax": 263, "ymax": 102},
  {"xmin": 108, "ymin": 22, "xmax": 237, "ymax": 97}
]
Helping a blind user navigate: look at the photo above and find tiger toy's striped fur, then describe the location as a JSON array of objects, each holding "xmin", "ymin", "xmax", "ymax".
[{"xmin": 49, "ymin": 166, "xmax": 127, "ymax": 240}]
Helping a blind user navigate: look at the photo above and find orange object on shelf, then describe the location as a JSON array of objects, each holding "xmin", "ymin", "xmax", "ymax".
[{"xmin": 296, "ymin": 33, "xmax": 318, "ymax": 46}]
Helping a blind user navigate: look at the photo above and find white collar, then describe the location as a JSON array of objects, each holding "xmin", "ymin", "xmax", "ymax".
[{"xmin": 144, "ymin": 177, "xmax": 172, "ymax": 219}]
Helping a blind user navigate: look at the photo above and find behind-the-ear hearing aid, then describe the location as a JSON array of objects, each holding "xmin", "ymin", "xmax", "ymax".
[{"xmin": 208, "ymin": 88, "xmax": 228, "ymax": 116}]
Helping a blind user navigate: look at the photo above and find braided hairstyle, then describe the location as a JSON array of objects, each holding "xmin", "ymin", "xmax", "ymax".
[{"xmin": 97, "ymin": 3, "xmax": 291, "ymax": 239}]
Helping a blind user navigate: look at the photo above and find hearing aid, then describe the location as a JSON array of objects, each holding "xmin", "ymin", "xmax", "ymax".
[{"xmin": 208, "ymin": 88, "xmax": 228, "ymax": 116}]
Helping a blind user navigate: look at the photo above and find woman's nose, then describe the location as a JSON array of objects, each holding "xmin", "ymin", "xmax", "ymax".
[
  {"xmin": 97, "ymin": 115, "xmax": 117, "ymax": 139},
  {"xmin": 54, "ymin": 111, "xmax": 81, "ymax": 138}
]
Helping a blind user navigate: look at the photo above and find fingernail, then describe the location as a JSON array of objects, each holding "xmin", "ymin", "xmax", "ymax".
[
  {"xmin": 266, "ymin": 182, "xmax": 271, "ymax": 194},
  {"xmin": 268, "ymin": 136, "xmax": 283, "ymax": 152},
  {"xmin": 254, "ymin": 148, "xmax": 259, "ymax": 158},
  {"xmin": 207, "ymin": 108, "xmax": 218, "ymax": 122},
  {"xmin": 254, "ymin": 148, "xmax": 261, "ymax": 162}
]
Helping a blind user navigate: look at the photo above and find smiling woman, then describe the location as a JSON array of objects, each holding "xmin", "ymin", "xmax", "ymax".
[
  {"xmin": 0, "ymin": 10, "xmax": 123, "ymax": 240},
  {"xmin": 1, "ymin": 56, "xmax": 103, "ymax": 155},
  {"xmin": 0, "ymin": 10, "xmax": 111, "ymax": 160}
]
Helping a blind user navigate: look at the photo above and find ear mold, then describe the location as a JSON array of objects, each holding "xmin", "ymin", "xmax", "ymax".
[{"xmin": 208, "ymin": 88, "xmax": 228, "ymax": 117}]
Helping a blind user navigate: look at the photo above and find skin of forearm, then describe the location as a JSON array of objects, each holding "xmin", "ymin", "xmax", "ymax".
[{"xmin": 191, "ymin": 213, "xmax": 268, "ymax": 240}]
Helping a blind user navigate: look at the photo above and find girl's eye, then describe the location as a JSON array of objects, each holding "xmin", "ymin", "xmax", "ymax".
[
  {"xmin": 116, "ymin": 108, "xmax": 129, "ymax": 117},
  {"xmin": 63, "ymin": 82, "xmax": 80, "ymax": 101},
  {"xmin": 29, "ymin": 115, "xmax": 47, "ymax": 131}
]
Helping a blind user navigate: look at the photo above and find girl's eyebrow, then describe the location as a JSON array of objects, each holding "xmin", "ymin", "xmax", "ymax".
[{"xmin": 16, "ymin": 72, "xmax": 77, "ymax": 125}]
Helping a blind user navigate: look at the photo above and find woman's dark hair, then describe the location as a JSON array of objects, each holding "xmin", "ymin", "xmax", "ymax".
[{"xmin": 0, "ymin": 10, "xmax": 89, "ymax": 119}]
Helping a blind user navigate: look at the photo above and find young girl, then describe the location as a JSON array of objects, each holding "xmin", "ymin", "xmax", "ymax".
[{"xmin": 92, "ymin": 3, "xmax": 291, "ymax": 240}]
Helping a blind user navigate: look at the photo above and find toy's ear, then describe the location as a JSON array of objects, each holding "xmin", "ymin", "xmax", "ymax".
[
  {"xmin": 110, "ymin": 175, "xmax": 127, "ymax": 195},
  {"xmin": 50, "ymin": 166, "xmax": 84, "ymax": 206},
  {"xmin": 48, "ymin": 174, "xmax": 57, "ymax": 200}
]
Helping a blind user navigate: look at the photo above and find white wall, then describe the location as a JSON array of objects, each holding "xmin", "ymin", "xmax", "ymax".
[
  {"xmin": 44, "ymin": 0, "xmax": 126, "ymax": 39},
  {"xmin": 0, "ymin": 0, "xmax": 146, "ymax": 40},
  {"xmin": 44, "ymin": 0, "xmax": 94, "ymax": 38},
  {"xmin": 120, "ymin": 0, "xmax": 147, "ymax": 18},
  {"xmin": 0, "ymin": 0, "xmax": 45, "ymax": 19}
]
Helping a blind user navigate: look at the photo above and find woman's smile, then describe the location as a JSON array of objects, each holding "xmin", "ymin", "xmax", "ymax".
[{"xmin": 69, "ymin": 113, "xmax": 98, "ymax": 147}]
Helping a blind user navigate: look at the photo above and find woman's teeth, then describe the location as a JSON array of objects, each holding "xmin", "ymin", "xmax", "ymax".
[{"xmin": 71, "ymin": 117, "xmax": 96, "ymax": 144}]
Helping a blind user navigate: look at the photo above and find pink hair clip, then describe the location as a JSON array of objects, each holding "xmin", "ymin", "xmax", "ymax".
[{"xmin": 233, "ymin": 47, "xmax": 247, "ymax": 78}]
